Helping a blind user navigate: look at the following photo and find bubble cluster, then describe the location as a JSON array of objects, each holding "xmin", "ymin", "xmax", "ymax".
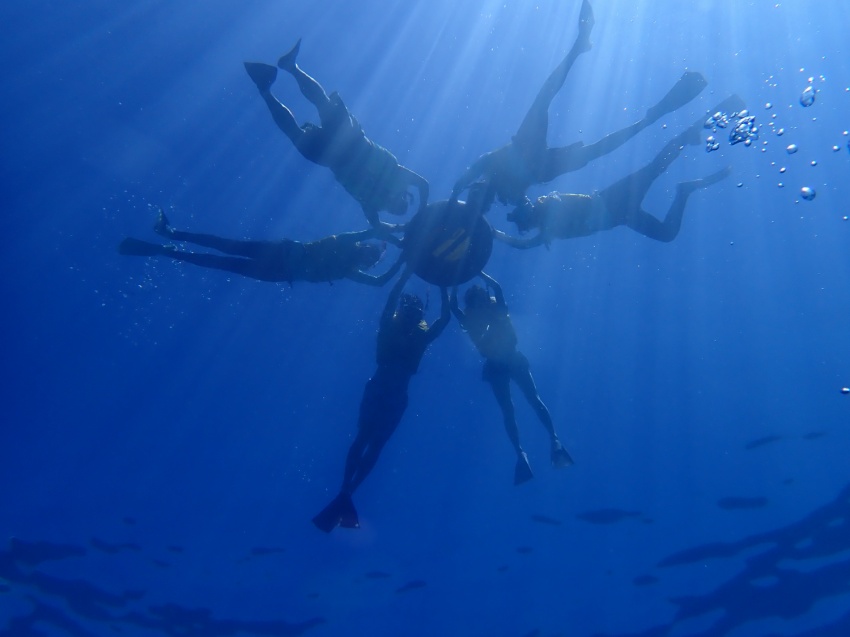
[{"xmin": 730, "ymin": 112, "xmax": 759, "ymax": 146}]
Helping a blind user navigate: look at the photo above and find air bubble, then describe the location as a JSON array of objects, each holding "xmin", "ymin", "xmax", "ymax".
[
  {"xmin": 800, "ymin": 186, "xmax": 816, "ymax": 201},
  {"xmin": 786, "ymin": 144, "xmax": 798, "ymax": 154},
  {"xmin": 800, "ymin": 86, "xmax": 816, "ymax": 106}
]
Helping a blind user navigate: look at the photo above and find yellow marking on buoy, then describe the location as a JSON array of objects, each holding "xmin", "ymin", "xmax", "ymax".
[
  {"xmin": 432, "ymin": 229, "xmax": 466, "ymax": 258},
  {"xmin": 444, "ymin": 237, "xmax": 470, "ymax": 262}
]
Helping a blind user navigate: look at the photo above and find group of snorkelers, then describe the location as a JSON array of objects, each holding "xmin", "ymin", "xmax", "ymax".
[{"xmin": 121, "ymin": 0, "xmax": 739, "ymax": 532}]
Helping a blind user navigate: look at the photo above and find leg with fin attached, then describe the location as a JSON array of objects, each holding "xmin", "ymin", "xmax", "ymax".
[
  {"xmin": 244, "ymin": 62, "xmax": 278, "ymax": 92},
  {"xmin": 312, "ymin": 493, "xmax": 359, "ymax": 532}
]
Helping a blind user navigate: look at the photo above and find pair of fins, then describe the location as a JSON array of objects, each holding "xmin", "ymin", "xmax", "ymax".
[
  {"xmin": 515, "ymin": 443, "xmax": 575, "ymax": 485},
  {"xmin": 312, "ymin": 492, "xmax": 359, "ymax": 533},
  {"xmin": 244, "ymin": 39, "xmax": 301, "ymax": 92}
]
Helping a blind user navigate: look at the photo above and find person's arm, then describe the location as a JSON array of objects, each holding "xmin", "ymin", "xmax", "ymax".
[
  {"xmin": 480, "ymin": 271, "xmax": 506, "ymax": 307},
  {"xmin": 448, "ymin": 285, "xmax": 465, "ymax": 321},
  {"xmin": 379, "ymin": 266, "xmax": 413, "ymax": 328},
  {"xmin": 399, "ymin": 166, "xmax": 430, "ymax": 213},
  {"xmin": 491, "ymin": 227, "xmax": 546, "ymax": 250},
  {"xmin": 347, "ymin": 253, "xmax": 404, "ymax": 286},
  {"xmin": 335, "ymin": 228, "xmax": 378, "ymax": 244},
  {"xmin": 425, "ymin": 286, "xmax": 452, "ymax": 343},
  {"xmin": 452, "ymin": 152, "xmax": 494, "ymax": 199}
]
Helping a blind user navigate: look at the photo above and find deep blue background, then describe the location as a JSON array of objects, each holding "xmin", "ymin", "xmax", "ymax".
[{"xmin": 2, "ymin": 1, "xmax": 849, "ymax": 635}]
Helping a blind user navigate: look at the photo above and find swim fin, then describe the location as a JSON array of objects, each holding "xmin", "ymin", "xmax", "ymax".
[
  {"xmin": 312, "ymin": 493, "xmax": 359, "ymax": 533},
  {"xmin": 514, "ymin": 452, "xmax": 534, "ymax": 485},
  {"xmin": 153, "ymin": 207, "xmax": 174, "ymax": 237},
  {"xmin": 244, "ymin": 62, "xmax": 277, "ymax": 91},
  {"xmin": 118, "ymin": 237, "xmax": 165, "ymax": 257},
  {"xmin": 646, "ymin": 70, "xmax": 708, "ymax": 122},
  {"xmin": 551, "ymin": 441, "xmax": 575, "ymax": 468},
  {"xmin": 277, "ymin": 39, "xmax": 302, "ymax": 71}
]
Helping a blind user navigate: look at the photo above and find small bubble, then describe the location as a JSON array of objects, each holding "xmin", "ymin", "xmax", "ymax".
[
  {"xmin": 800, "ymin": 186, "xmax": 816, "ymax": 200},
  {"xmin": 778, "ymin": 182, "xmax": 784, "ymax": 188},
  {"xmin": 779, "ymin": 167, "xmax": 786, "ymax": 173},
  {"xmin": 833, "ymin": 145, "xmax": 841, "ymax": 152},
  {"xmin": 800, "ymin": 85, "xmax": 816, "ymax": 107},
  {"xmin": 842, "ymin": 387, "xmax": 850, "ymax": 395},
  {"xmin": 786, "ymin": 144, "xmax": 798, "ymax": 154},
  {"xmin": 777, "ymin": 128, "xmax": 785, "ymax": 136},
  {"xmin": 765, "ymin": 102, "xmax": 772, "ymax": 109},
  {"xmin": 811, "ymin": 160, "xmax": 817, "ymax": 166},
  {"xmin": 737, "ymin": 182, "xmax": 743, "ymax": 188}
]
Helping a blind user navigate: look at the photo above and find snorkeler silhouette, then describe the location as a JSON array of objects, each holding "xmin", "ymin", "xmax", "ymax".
[
  {"xmin": 244, "ymin": 40, "xmax": 429, "ymax": 232},
  {"xmin": 118, "ymin": 209, "xmax": 398, "ymax": 285},
  {"xmin": 495, "ymin": 96, "xmax": 743, "ymax": 248},
  {"xmin": 313, "ymin": 268, "xmax": 450, "ymax": 532},
  {"xmin": 451, "ymin": 0, "xmax": 708, "ymax": 207},
  {"xmin": 451, "ymin": 273, "xmax": 572, "ymax": 484}
]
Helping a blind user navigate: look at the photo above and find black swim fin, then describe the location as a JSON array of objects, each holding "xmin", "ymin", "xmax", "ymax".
[
  {"xmin": 646, "ymin": 70, "xmax": 708, "ymax": 122},
  {"xmin": 551, "ymin": 441, "xmax": 575, "ymax": 469},
  {"xmin": 277, "ymin": 38, "xmax": 302, "ymax": 71},
  {"xmin": 514, "ymin": 452, "xmax": 534, "ymax": 485},
  {"xmin": 244, "ymin": 62, "xmax": 277, "ymax": 91},
  {"xmin": 118, "ymin": 237, "xmax": 164, "ymax": 257},
  {"xmin": 312, "ymin": 493, "xmax": 359, "ymax": 533}
]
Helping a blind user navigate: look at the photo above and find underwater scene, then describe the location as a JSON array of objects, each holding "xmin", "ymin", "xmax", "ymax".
[{"xmin": 3, "ymin": 1, "xmax": 850, "ymax": 635}]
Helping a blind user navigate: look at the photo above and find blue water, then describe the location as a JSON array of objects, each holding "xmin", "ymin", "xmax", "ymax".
[{"xmin": 2, "ymin": 1, "xmax": 849, "ymax": 636}]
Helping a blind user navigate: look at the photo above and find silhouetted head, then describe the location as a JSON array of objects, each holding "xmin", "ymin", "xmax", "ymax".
[
  {"xmin": 396, "ymin": 293, "xmax": 425, "ymax": 325},
  {"xmin": 354, "ymin": 242, "xmax": 384, "ymax": 270},
  {"xmin": 463, "ymin": 285, "xmax": 490, "ymax": 309},
  {"xmin": 506, "ymin": 197, "xmax": 539, "ymax": 234}
]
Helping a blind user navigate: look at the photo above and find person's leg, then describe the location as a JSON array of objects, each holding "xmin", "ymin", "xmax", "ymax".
[
  {"xmin": 341, "ymin": 384, "xmax": 407, "ymax": 495},
  {"xmin": 596, "ymin": 118, "xmax": 701, "ymax": 227},
  {"xmin": 512, "ymin": 0, "xmax": 594, "ymax": 155},
  {"xmin": 120, "ymin": 237, "xmax": 284, "ymax": 280},
  {"xmin": 511, "ymin": 356, "xmax": 557, "ymax": 444},
  {"xmin": 244, "ymin": 62, "xmax": 306, "ymax": 145},
  {"xmin": 340, "ymin": 430, "xmax": 372, "ymax": 495},
  {"xmin": 154, "ymin": 209, "xmax": 297, "ymax": 260},
  {"xmin": 511, "ymin": 354, "xmax": 574, "ymax": 467},
  {"xmin": 162, "ymin": 250, "xmax": 285, "ymax": 281},
  {"xmin": 277, "ymin": 39, "xmax": 334, "ymax": 117},
  {"xmin": 484, "ymin": 363, "xmax": 533, "ymax": 484},
  {"xmin": 633, "ymin": 166, "xmax": 731, "ymax": 242},
  {"xmin": 539, "ymin": 70, "xmax": 707, "ymax": 180}
]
